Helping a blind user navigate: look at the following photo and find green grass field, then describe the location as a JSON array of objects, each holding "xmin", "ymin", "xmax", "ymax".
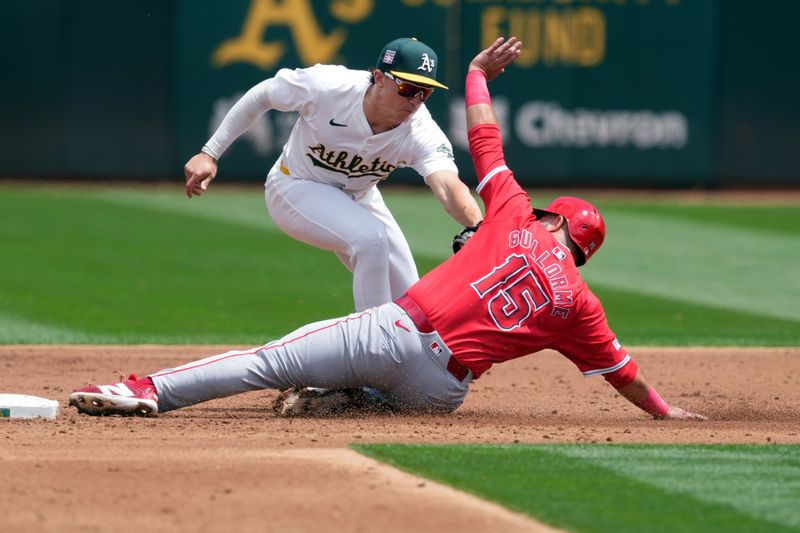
[
  {"xmin": 1, "ymin": 182, "xmax": 799, "ymax": 531},
  {"xmin": 354, "ymin": 444, "xmax": 800, "ymax": 532}
]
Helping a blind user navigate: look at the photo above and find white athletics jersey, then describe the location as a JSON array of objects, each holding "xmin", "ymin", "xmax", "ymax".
[{"xmin": 203, "ymin": 64, "xmax": 458, "ymax": 193}]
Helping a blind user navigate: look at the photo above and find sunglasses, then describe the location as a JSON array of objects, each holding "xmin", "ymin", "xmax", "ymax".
[{"xmin": 384, "ymin": 72, "xmax": 435, "ymax": 101}]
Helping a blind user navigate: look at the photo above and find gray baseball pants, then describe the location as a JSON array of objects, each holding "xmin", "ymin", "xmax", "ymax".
[{"xmin": 150, "ymin": 302, "xmax": 471, "ymax": 413}]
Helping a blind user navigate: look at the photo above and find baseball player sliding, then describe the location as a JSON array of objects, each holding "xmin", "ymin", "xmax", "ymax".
[
  {"xmin": 184, "ymin": 37, "xmax": 482, "ymax": 312},
  {"xmin": 70, "ymin": 37, "xmax": 706, "ymax": 422}
]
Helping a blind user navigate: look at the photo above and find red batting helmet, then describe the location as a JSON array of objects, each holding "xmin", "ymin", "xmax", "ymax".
[{"xmin": 533, "ymin": 196, "xmax": 606, "ymax": 266}]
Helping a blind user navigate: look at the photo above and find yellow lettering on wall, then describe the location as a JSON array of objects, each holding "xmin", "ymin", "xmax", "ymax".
[
  {"xmin": 572, "ymin": 7, "xmax": 605, "ymax": 66},
  {"xmin": 401, "ymin": 0, "xmax": 457, "ymax": 6},
  {"xmin": 330, "ymin": 0, "xmax": 373, "ymax": 24},
  {"xmin": 481, "ymin": 6, "xmax": 605, "ymax": 68},
  {"xmin": 481, "ymin": 7, "xmax": 506, "ymax": 50},
  {"xmin": 213, "ymin": 0, "xmax": 348, "ymax": 69},
  {"xmin": 510, "ymin": 9, "xmax": 541, "ymax": 68},
  {"xmin": 543, "ymin": 8, "xmax": 572, "ymax": 65}
]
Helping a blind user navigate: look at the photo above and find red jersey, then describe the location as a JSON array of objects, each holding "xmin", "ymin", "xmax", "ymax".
[{"xmin": 407, "ymin": 123, "xmax": 632, "ymax": 383}]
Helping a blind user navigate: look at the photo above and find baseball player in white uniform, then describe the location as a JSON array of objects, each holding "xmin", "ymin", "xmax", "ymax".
[{"xmin": 184, "ymin": 37, "xmax": 483, "ymax": 311}]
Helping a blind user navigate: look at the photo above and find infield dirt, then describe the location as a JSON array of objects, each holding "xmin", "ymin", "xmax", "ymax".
[{"xmin": 1, "ymin": 345, "xmax": 798, "ymax": 532}]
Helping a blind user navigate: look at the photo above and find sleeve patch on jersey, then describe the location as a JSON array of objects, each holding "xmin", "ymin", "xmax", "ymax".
[
  {"xmin": 582, "ymin": 354, "xmax": 631, "ymax": 377},
  {"xmin": 613, "ymin": 337, "xmax": 621, "ymax": 350},
  {"xmin": 476, "ymin": 165, "xmax": 509, "ymax": 193},
  {"xmin": 436, "ymin": 143, "xmax": 454, "ymax": 159}
]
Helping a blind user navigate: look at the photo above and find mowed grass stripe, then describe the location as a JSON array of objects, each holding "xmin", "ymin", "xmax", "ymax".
[
  {"xmin": 0, "ymin": 310, "xmax": 94, "ymax": 344},
  {"xmin": 593, "ymin": 284, "xmax": 800, "ymax": 345},
  {"xmin": 544, "ymin": 444, "xmax": 800, "ymax": 529},
  {"xmin": 0, "ymin": 190, "xmax": 354, "ymax": 343},
  {"xmin": 85, "ymin": 185, "xmax": 278, "ymax": 232},
  {"xmin": 606, "ymin": 203, "xmax": 800, "ymax": 237},
  {"xmin": 586, "ymin": 210, "xmax": 800, "ymax": 322},
  {"xmin": 354, "ymin": 444, "xmax": 800, "ymax": 533},
  {"xmin": 87, "ymin": 185, "xmax": 463, "ymax": 262}
]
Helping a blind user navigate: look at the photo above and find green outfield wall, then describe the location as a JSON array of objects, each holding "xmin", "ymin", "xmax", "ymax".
[{"xmin": 1, "ymin": 0, "xmax": 798, "ymax": 186}]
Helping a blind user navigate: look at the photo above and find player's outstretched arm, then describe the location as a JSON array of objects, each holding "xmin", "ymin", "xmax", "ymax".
[
  {"xmin": 615, "ymin": 368, "xmax": 707, "ymax": 421},
  {"xmin": 466, "ymin": 37, "xmax": 522, "ymax": 129},
  {"xmin": 426, "ymin": 170, "xmax": 483, "ymax": 227},
  {"xmin": 184, "ymin": 78, "xmax": 276, "ymax": 198}
]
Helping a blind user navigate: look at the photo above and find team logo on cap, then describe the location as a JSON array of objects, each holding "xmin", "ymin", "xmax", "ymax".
[
  {"xmin": 418, "ymin": 53, "xmax": 435, "ymax": 73},
  {"xmin": 382, "ymin": 50, "xmax": 396, "ymax": 64}
]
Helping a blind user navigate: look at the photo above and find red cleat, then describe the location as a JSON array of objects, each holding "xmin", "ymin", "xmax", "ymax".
[{"xmin": 69, "ymin": 374, "xmax": 158, "ymax": 417}]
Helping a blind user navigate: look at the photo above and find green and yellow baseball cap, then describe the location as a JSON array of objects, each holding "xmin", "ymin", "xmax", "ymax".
[{"xmin": 376, "ymin": 37, "xmax": 448, "ymax": 90}]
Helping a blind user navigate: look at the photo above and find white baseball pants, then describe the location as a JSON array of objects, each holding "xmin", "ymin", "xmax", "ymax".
[
  {"xmin": 264, "ymin": 162, "xmax": 419, "ymax": 311},
  {"xmin": 150, "ymin": 302, "xmax": 471, "ymax": 413}
]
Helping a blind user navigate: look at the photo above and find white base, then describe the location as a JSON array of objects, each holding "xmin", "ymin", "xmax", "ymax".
[{"xmin": 0, "ymin": 394, "xmax": 59, "ymax": 419}]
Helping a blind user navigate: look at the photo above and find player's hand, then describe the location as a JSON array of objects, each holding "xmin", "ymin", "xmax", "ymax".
[
  {"xmin": 469, "ymin": 36, "xmax": 522, "ymax": 81},
  {"xmin": 657, "ymin": 406, "xmax": 708, "ymax": 421},
  {"xmin": 184, "ymin": 152, "xmax": 218, "ymax": 198},
  {"xmin": 452, "ymin": 221, "xmax": 482, "ymax": 253}
]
